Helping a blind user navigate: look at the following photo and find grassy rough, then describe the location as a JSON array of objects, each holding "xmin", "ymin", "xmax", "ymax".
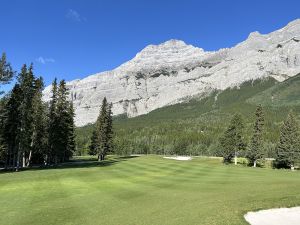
[{"xmin": 1, "ymin": 156, "xmax": 300, "ymax": 225}]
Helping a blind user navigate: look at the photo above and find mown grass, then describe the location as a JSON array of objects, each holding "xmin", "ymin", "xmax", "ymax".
[{"xmin": 1, "ymin": 155, "xmax": 300, "ymax": 225}]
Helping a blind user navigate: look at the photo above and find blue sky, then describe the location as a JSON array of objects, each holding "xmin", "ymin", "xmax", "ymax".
[{"xmin": 0, "ymin": 0, "xmax": 299, "ymax": 87}]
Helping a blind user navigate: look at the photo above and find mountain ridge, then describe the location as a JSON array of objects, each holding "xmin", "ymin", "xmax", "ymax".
[{"xmin": 43, "ymin": 19, "xmax": 300, "ymax": 126}]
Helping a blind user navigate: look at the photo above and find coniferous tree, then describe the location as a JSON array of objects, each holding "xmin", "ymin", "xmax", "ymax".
[
  {"xmin": 17, "ymin": 64, "xmax": 36, "ymax": 169},
  {"xmin": 66, "ymin": 101, "xmax": 76, "ymax": 160},
  {"xmin": 92, "ymin": 97, "xmax": 113, "ymax": 161},
  {"xmin": 275, "ymin": 112, "xmax": 300, "ymax": 170},
  {"xmin": 89, "ymin": 130, "xmax": 98, "ymax": 155},
  {"xmin": 246, "ymin": 105, "xmax": 265, "ymax": 167},
  {"xmin": 219, "ymin": 113, "xmax": 246, "ymax": 164},
  {"xmin": 2, "ymin": 84, "xmax": 22, "ymax": 170},
  {"xmin": 0, "ymin": 53, "xmax": 14, "ymax": 94},
  {"xmin": 55, "ymin": 80, "xmax": 69, "ymax": 163},
  {"xmin": 48, "ymin": 78, "xmax": 59, "ymax": 164},
  {"xmin": 106, "ymin": 103, "xmax": 114, "ymax": 155},
  {"xmin": 48, "ymin": 78, "xmax": 75, "ymax": 164},
  {"xmin": 31, "ymin": 77, "xmax": 48, "ymax": 165},
  {"xmin": 0, "ymin": 97, "xmax": 8, "ymax": 163}
]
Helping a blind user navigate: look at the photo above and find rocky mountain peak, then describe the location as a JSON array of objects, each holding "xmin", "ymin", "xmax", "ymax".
[{"xmin": 43, "ymin": 19, "xmax": 300, "ymax": 127}]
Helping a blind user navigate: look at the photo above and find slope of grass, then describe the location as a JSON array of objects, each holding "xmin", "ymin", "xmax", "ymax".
[{"xmin": 1, "ymin": 156, "xmax": 300, "ymax": 225}]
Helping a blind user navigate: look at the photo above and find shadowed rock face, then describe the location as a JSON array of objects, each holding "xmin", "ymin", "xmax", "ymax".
[{"xmin": 43, "ymin": 19, "xmax": 300, "ymax": 127}]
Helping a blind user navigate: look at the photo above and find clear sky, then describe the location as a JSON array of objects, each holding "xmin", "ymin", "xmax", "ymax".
[{"xmin": 1, "ymin": 0, "xmax": 299, "ymax": 86}]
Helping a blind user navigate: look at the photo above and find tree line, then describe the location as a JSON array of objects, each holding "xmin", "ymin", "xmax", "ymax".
[
  {"xmin": 219, "ymin": 105, "xmax": 300, "ymax": 170},
  {"xmin": 0, "ymin": 53, "xmax": 76, "ymax": 171}
]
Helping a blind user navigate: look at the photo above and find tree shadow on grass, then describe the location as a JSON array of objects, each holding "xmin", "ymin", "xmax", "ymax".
[{"xmin": 0, "ymin": 155, "xmax": 140, "ymax": 173}]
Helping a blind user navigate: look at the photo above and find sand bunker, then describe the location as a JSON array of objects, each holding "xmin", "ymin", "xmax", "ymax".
[
  {"xmin": 244, "ymin": 207, "xmax": 300, "ymax": 225},
  {"xmin": 163, "ymin": 156, "xmax": 192, "ymax": 161}
]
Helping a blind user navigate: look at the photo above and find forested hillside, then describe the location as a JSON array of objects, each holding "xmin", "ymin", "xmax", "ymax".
[{"xmin": 76, "ymin": 74, "xmax": 300, "ymax": 157}]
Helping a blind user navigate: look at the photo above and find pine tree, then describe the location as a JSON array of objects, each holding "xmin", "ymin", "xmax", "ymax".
[
  {"xmin": 275, "ymin": 112, "xmax": 300, "ymax": 170},
  {"xmin": 92, "ymin": 97, "xmax": 113, "ymax": 161},
  {"xmin": 55, "ymin": 80, "xmax": 69, "ymax": 163},
  {"xmin": 219, "ymin": 113, "xmax": 246, "ymax": 164},
  {"xmin": 88, "ymin": 130, "xmax": 98, "ymax": 155},
  {"xmin": 48, "ymin": 79, "xmax": 75, "ymax": 164},
  {"xmin": 2, "ymin": 84, "xmax": 22, "ymax": 170},
  {"xmin": 0, "ymin": 97, "xmax": 8, "ymax": 162},
  {"xmin": 17, "ymin": 64, "xmax": 36, "ymax": 169},
  {"xmin": 66, "ymin": 101, "xmax": 76, "ymax": 160},
  {"xmin": 106, "ymin": 103, "xmax": 114, "ymax": 155},
  {"xmin": 31, "ymin": 77, "xmax": 48, "ymax": 165},
  {"xmin": 246, "ymin": 105, "xmax": 265, "ymax": 167},
  {"xmin": 0, "ymin": 52, "xmax": 14, "ymax": 94},
  {"xmin": 48, "ymin": 78, "xmax": 59, "ymax": 165}
]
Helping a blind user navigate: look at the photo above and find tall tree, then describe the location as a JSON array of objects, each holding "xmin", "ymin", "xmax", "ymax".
[
  {"xmin": 66, "ymin": 101, "xmax": 76, "ymax": 160},
  {"xmin": 219, "ymin": 113, "xmax": 246, "ymax": 164},
  {"xmin": 246, "ymin": 105, "xmax": 265, "ymax": 167},
  {"xmin": 2, "ymin": 84, "xmax": 22, "ymax": 170},
  {"xmin": 275, "ymin": 112, "xmax": 300, "ymax": 170},
  {"xmin": 17, "ymin": 64, "xmax": 36, "ymax": 169},
  {"xmin": 48, "ymin": 78, "xmax": 59, "ymax": 164},
  {"xmin": 89, "ymin": 130, "xmax": 98, "ymax": 156},
  {"xmin": 0, "ymin": 53, "xmax": 14, "ymax": 94},
  {"xmin": 92, "ymin": 97, "xmax": 114, "ymax": 161},
  {"xmin": 31, "ymin": 77, "xmax": 48, "ymax": 165}
]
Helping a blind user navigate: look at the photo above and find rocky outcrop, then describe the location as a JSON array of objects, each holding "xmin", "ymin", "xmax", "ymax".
[{"xmin": 43, "ymin": 19, "xmax": 300, "ymax": 126}]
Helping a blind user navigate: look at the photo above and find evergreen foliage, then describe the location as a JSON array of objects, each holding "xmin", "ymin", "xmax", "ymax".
[
  {"xmin": 48, "ymin": 79, "xmax": 76, "ymax": 164},
  {"xmin": 31, "ymin": 77, "xmax": 48, "ymax": 165},
  {"xmin": 219, "ymin": 114, "xmax": 246, "ymax": 163},
  {"xmin": 0, "ymin": 64, "xmax": 76, "ymax": 170},
  {"xmin": 0, "ymin": 52, "xmax": 14, "ymax": 94},
  {"xmin": 246, "ymin": 105, "xmax": 265, "ymax": 167},
  {"xmin": 275, "ymin": 112, "xmax": 300, "ymax": 169},
  {"xmin": 89, "ymin": 97, "xmax": 113, "ymax": 161}
]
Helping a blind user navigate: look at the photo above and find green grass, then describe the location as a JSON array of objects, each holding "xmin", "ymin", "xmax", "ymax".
[{"xmin": 1, "ymin": 156, "xmax": 300, "ymax": 225}]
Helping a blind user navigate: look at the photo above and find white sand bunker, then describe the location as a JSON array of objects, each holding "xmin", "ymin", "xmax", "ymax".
[
  {"xmin": 163, "ymin": 156, "xmax": 192, "ymax": 161},
  {"xmin": 245, "ymin": 207, "xmax": 300, "ymax": 225}
]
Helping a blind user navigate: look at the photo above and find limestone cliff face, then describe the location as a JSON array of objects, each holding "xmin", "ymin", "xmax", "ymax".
[{"xmin": 43, "ymin": 19, "xmax": 300, "ymax": 126}]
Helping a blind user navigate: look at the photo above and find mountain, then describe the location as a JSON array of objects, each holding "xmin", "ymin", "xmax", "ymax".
[
  {"xmin": 43, "ymin": 19, "xmax": 300, "ymax": 126},
  {"xmin": 76, "ymin": 76, "xmax": 300, "ymax": 156}
]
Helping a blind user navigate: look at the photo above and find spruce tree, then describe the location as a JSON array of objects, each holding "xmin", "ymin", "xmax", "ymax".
[
  {"xmin": 17, "ymin": 64, "xmax": 35, "ymax": 169},
  {"xmin": 0, "ymin": 52, "xmax": 14, "ymax": 94},
  {"xmin": 48, "ymin": 79, "xmax": 75, "ymax": 164},
  {"xmin": 92, "ymin": 97, "xmax": 113, "ymax": 161},
  {"xmin": 55, "ymin": 80, "xmax": 69, "ymax": 163},
  {"xmin": 48, "ymin": 78, "xmax": 59, "ymax": 164},
  {"xmin": 89, "ymin": 130, "xmax": 98, "ymax": 155},
  {"xmin": 246, "ymin": 105, "xmax": 265, "ymax": 167},
  {"xmin": 219, "ymin": 113, "xmax": 246, "ymax": 164},
  {"xmin": 66, "ymin": 101, "xmax": 76, "ymax": 160},
  {"xmin": 2, "ymin": 84, "xmax": 22, "ymax": 170},
  {"xmin": 275, "ymin": 112, "xmax": 300, "ymax": 170},
  {"xmin": 31, "ymin": 77, "xmax": 48, "ymax": 165}
]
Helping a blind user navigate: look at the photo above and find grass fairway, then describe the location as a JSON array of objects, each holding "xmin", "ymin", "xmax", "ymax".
[{"xmin": 1, "ymin": 156, "xmax": 300, "ymax": 225}]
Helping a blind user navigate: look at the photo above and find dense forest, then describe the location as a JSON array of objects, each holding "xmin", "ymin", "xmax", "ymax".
[{"xmin": 0, "ymin": 53, "xmax": 76, "ymax": 171}]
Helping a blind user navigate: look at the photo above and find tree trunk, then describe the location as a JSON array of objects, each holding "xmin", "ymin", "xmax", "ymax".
[
  {"xmin": 234, "ymin": 156, "xmax": 237, "ymax": 165},
  {"xmin": 27, "ymin": 150, "xmax": 32, "ymax": 167},
  {"xmin": 253, "ymin": 160, "xmax": 257, "ymax": 168},
  {"xmin": 16, "ymin": 152, "xmax": 20, "ymax": 172},
  {"xmin": 98, "ymin": 154, "xmax": 101, "ymax": 162},
  {"xmin": 22, "ymin": 152, "xmax": 26, "ymax": 168},
  {"xmin": 291, "ymin": 165, "xmax": 295, "ymax": 171}
]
